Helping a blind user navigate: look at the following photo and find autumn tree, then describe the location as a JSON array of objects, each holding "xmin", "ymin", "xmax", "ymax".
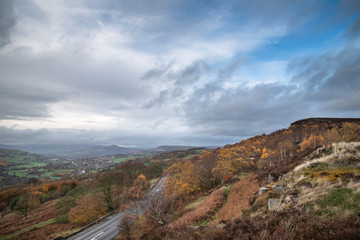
[
  {"xmin": 340, "ymin": 122, "xmax": 360, "ymax": 142},
  {"xmin": 300, "ymin": 133, "xmax": 325, "ymax": 151},
  {"xmin": 118, "ymin": 214, "xmax": 136, "ymax": 240},
  {"xmin": 117, "ymin": 162, "xmax": 147, "ymax": 187},
  {"xmin": 166, "ymin": 160, "xmax": 200, "ymax": 196},
  {"xmin": 144, "ymin": 164, "xmax": 163, "ymax": 179},
  {"xmin": 212, "ymin": 147, "xmax": 253, "ymax": 183},
  {"xmin": 212, "ymin": 148, "xmax": 237, "ymax": 183},
  {"xmin": 278, "ymin": 129, "xmax": 294, "ymax": 161},
  {"xmin": 68, "ymin": 193, "xmax": 107, "ymax": 224},
  {"xmin": 256, "ymin": 147, "xmax": 270, "ymax": 169},
  {"xmin": 14, "ymin": 192, "xmax": 40, "ymax": 220},
  {"xmin": 196, "ymin": 150, "xmax": 219, "ymax": 189},
  {"xmin": 97, "ymin": 171, "xmax": 116, "ymax": 211},
  {"xmin": 127, "ymin": 174, "xmax": 150, "ymax": 201},
  {"xmin": 324, "ymin": 127, "xmax": 342, "ymax": 145},
  {"xmin": 55, "ymin": 195, "xmax": 77, "ymax": 223}
]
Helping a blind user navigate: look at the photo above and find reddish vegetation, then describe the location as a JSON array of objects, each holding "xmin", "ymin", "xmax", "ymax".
[
  {"xmin": 138, "ymin": 211, "xmax": 360, "ymax": 240},
  {"xmin": 214, "ymin": 174, "xmax": 258, "ymax": 223},
  {"xmin": 13, "ymin": 224, "xmax": 71, "ymax": 240},
  {"xmin": 170, "ymin": 188, "xmax": 225, "ymax": 227},
  {"xmin": 0, "ymin": 201, "xmax": 57, "ymax": 236},
  {"xmin": 0, "ymin": 200, "xmax": 75, "ymax": 239}
]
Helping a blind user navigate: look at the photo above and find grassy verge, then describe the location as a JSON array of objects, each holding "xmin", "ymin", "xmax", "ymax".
[
  {"xmin": 0, "ymin": 218, "xmax": 56, "ymax": 240},
  {"xmin": 51, "ymin": 227, "xmax": 82, "ymax": 239},
  {"xmin": 185, "ymin": 197, "xmax": 204, "ymax": 211}
]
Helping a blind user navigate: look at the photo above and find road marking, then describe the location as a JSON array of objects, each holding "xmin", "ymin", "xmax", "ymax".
[{"xmin": 90, "ymin": 231, "xmax": 104, "ymax": 240}]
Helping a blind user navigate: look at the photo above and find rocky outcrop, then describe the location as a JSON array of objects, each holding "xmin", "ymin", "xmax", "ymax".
[
  {"xmin": 273, "ymin": 186, "xmax": 285, "ymax": 197},
  {"xmin": 268, "ymin": 199, "xmax": 282, "ymax": 212},
  {"xmin": 259, "ymin": 187, "xmax": 268, "ymax": 197}
]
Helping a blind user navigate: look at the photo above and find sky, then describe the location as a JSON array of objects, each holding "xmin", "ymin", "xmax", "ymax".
[{"xmin": 0, "ymin": 0, "xmax": 359, "ymax": 148}]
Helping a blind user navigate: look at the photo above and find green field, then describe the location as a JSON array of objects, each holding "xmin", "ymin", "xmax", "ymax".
[
  {"xmin": 0, "ymin": 149, "xmax": 72, "ymax": 181},
  {"xmin": 113, "ymin": 155, "xmax": 139, "ymax": 163}
]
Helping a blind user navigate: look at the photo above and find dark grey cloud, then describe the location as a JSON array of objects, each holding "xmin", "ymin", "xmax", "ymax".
[
  {"xmin": 0, "ymin": 126, "xmax": 229, "ymax": 147},
  {"xmin": 173, "ymin": 61, "xmax": 209, "ymax": 86},
  {"xmin": 288, "ymin": 46, "xmax": 360, "ymax": 111},
  {"xmin": 183, "ymin": 82, "xmax": 304, "ymax": 137},
  {"xmin": 0, "ymin": 0, "xmax": 17, "ymax": 48},
  {"xmin": 0, "ymin": 85, "xmax": 64, "ymax": 120},
  {"xmin": 141, "ymin": 62, "xmax": 174, "ymax": 80},
  {"xmin": 0, "ymin": 49, "xmax": 150, "ymax": 120},
  {"xmin": 143, "ymin": 60, "xmax": 209, "ymax": 108},
  {"xmin": 182, "ymin": 42, "xmax": 360, "ymax": 139},
  {"xmin": 13, "ymin": 0, "xmax": 48, "ymax": 23}
]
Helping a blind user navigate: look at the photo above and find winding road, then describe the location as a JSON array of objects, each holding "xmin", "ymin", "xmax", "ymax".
[{"xmin": 69, "ymin": 176, "xmax": 167, "ymax": 240}]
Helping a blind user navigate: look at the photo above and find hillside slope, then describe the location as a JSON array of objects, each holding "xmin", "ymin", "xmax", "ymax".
[{"xmin": 117, "ymin": 118, "xmax": 360, "ymax": 240}]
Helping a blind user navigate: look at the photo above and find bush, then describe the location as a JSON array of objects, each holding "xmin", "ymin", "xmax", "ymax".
[{"xmin": 10, "ymin": 196, "xmax": 19, "ymax": 210}]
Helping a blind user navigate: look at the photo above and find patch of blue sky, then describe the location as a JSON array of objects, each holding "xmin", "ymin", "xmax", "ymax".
[{"xmin": 249, "ymin": 24, "xmax": 347, "ymax": 62}]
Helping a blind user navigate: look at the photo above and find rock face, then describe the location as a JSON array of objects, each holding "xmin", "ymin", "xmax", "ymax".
[
  {"xmin": 273, "ymin": 187, "xmax": 285, "ymax": 197},
  {"xmin": 268, "ymin": 199, "xmax": 282, "ymax": 212},
  {"xmin": 259, "ymin": 187, "xmax": 268, "ymax": 197}
]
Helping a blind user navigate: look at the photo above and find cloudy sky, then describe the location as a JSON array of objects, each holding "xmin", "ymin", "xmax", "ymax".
[{"xmin": 0, "ymin": 0, "xmax": 359, "ymax": 147}]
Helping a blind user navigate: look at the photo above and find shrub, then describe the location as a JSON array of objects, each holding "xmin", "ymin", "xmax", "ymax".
[
  {"xmin": 215, "ymin": 175, "xmax": 258, "ymax": 223},
  {"xmin": 10, "ymin": 196, "xmax": 19, "ymax": 210}
]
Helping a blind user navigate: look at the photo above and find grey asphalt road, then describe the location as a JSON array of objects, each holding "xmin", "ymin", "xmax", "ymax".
[{"xmin": 69, "ymin": 177, "xmax": 167, "ymax": 240}]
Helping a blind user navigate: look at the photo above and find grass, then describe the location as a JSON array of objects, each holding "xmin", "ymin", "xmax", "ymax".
[
  {"xmin": 321, "ymin": 188, "xmax": 360, "ymax": 213},
  {"xmin": 222, "ymin": 185, "xmax": 232, "ymax": 197},
  {"xmin": 185, "ymin": 197, "xmax": 204, "ymax": 211},
  {"xmin": 149, "ymin": 178, "xmax": 160, "ymax": 188},
  {"xmin": 197, "ymin": 216, "xmax": 215, "ymax": 226},
  {"xmin": 0, "ymin": 218, "xmax": 56, "ymax": 240},
  {"xmin": 302, "ymin": 166, "xmax": 360, "ymax": 183},
  {"xmin": 113, "ymin": 155, "xmax": 138, "ymax": 163},
  {"xmin": 233, "ymin": 172, "xmax": 251, "ymax": 180},
  {"xmin": 51, "ymin": 227, "xmax": 82, "ymax": 238}
]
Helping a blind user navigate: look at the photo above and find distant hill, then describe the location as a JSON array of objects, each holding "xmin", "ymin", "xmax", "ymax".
[
  {"xmin": 0, "ymin": 144, "xmax": 139, "ymax": 157},
  {"xmin": 63, "ymin": 145, "xmax": 139, "ymax": 157},
  {"xmin": 141, "ymin": 145, "xmax": 201, "ymax": 155},
  {"xmin": 0, "ymin": 144, "xmax": 96, "ymax": 155},
  {"xmin": 0, "ymin": 144, "xmax": 211, "ymax": 158},
  {"xmin": 291, "ymin": 117, "xmax": 360, "ymax": 127}
]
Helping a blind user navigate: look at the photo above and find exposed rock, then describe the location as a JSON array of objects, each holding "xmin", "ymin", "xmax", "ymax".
[
  {"xmin": 187, "ymin": 225, "xmax": 200, "ymax": 229},
  {"xmin": 278, "ymin": 175, "xmax": 284, "ymax": 183},
  {"xmin": 259, "ymin": 187, "xmax": 268, "ymax": 197},
  {"xmin": 268, "ymin": 198, "xmax": 282, "ymax": 212},
  {"xmin": 268, "ymin": 174, "xmax": 274, "ymax": 183},
  {"xmin": 284, "ymin": 195, "xmax": 293, "ymax": 204},
  {"xmin": 274, "ymin": 187, "xmax": 286, "ymax": 197}
]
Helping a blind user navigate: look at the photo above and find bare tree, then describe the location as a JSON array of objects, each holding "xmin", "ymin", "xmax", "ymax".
[
  {"xmin": 118, "ymin": 214, "xmax": 136, "ymax": 240},
  {"xmin": 147, "ymin": 189, "xmax": 174, "ymax": 226}
]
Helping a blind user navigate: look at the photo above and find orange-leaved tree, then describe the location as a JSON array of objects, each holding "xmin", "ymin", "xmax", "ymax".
[
  {"xmin": 68, "ymin": 193, "xmax": 107, "ymax": 224},
  {"xmin": 300, "ymin": 133, "xmax": 325, "ymax": 151},
  {"xmin": 212, "ymin": 147, "xmax": 251, "ymax": 183},
  {"xmin": 166, "ymin": 160, "xmax": 200, "ymax": 196},
  {"xmin": 127, "ymin": 174, "xmax": 150, "ymax": 201}
]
